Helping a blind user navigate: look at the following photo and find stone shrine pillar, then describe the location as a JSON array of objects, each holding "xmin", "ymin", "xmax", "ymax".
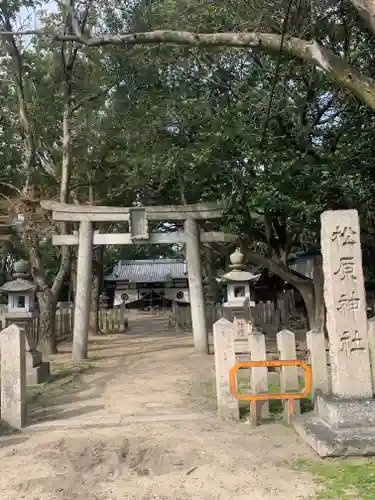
[
  {"xmin": 294, "ymin": 210, "xmax": 375, "ymax": 457},
  {"xmin": 72, "ymin": 221, "xmax": 93, "ymax": 360},
  {"xmin": 322, "ymin": 210, "xmax": 372, "ymax": 398},
  {"xmin": 184, "ymin": 217, "xmax": 208, "ymax": 355}
]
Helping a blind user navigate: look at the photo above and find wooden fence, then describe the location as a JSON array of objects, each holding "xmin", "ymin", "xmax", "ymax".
[
  {"xmin": 252, "ymin": 298, "xmax": 308, "ymax": 334},
  {"xmin": 170, "ymin": 296, "xmax": 308, "ymax": 335},
  {"xmin": 168, "ymin": 304, "xmax": 222, "ymax": 331},
  {"xmin": 0, "ymin": 306, "xmax": 125, "ymax": 344},
  {"xmin": 97, "ymin": 307, "xmax": 124, "ymax": 333}
]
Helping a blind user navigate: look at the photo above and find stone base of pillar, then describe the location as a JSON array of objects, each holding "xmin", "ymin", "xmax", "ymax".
[
  {"xmin": 294, "ymin": 392, "xmax": 375, "ymax": 457},
  {"xmin": 27, "ymin": 361, "xmax": 50, "ymax": 385},
  {"xmin": 26, "ymin": 351, "xmax": 50, "ymax": 385}
]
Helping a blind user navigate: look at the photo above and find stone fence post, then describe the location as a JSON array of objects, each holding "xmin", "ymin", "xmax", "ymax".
[
  {"xmin": 213, "ymin": 318, "xmax": 239, "ymax": 420},
  {"xmin": 249, "ymin": 327, "xmax": 269, "ymax": 422},
  {"xmin": 277, "ymin": 329, "xmax": 300, "ymax": 419},
  {"xmin": 306, "ymin": 328, "xmax": 329, "ymax": 400},
  {"xmin": 1, "ymin": 324, "xmax": 27, "ymax": 429}
]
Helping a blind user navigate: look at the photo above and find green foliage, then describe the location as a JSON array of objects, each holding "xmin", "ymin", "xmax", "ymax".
[{"xmin": 2, "ymin": 0, "xmax": 375, "ymax": 282}]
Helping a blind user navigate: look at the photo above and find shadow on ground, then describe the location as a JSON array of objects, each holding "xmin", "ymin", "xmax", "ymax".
[{"xmin": 28, "ymin": 333, "xmax": 194, "ymax": 425}]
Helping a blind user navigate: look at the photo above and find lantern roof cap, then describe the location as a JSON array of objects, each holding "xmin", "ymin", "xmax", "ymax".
[
  {"xmin": 0, "ymin": 278, "xmax": 36, "ymax": 293},
  {"xmin": 218, "ymin": 247, "xmax": 261, "ymax": 282},
  {"xmin": 221, "ymin": 269, "xmax": 261, "ymax": 283}
]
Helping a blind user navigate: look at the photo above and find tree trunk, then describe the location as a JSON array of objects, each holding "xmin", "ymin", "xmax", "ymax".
[
  {"xmin": 293, "ymin": 260, "xmax": 325, "ymax": 332},
  {"xmin": 37, "ymin": 288, "xmax": 57, "ymax": 356},
  {"xmin": 203, "ymin": 246, "xmax": 220, "ymax": 304},
  {"xmin": 71, "ymin": 256, "xmax": 77, "ymax": 299},
  {"xmin": 89, "ymin": 246, "xmax": 103, "ymax": 335},
  {"xmin": 295, "ymin": 281, "xmax": 317, "ymax": 330},
  {"xmin": 89, "ymin": 275, "xmax": 100, "ymax": 335},
  {"xmin": 243, "ymin": 247, "xmax": 326, "ymax": 331}
]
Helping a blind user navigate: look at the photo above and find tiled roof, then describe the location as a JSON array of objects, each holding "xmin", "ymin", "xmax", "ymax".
[{"xmin": 105, "ymin": 259, "xmax": 188, "ymax": 283}]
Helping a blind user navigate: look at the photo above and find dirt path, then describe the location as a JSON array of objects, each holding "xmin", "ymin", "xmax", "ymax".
[{"xmin": 0, "ymin": 315, "xmax": 317, "ymax": 500}]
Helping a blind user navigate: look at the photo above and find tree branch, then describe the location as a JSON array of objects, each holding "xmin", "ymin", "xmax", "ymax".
[
  {"xmin": 71, "ymin": 82, "xmax": 118, "ymax": 113},
  {"xmin": 351, "ymin": 0, "xmax": 375, "ymax": 34},
  {"xmin": 0, "ymin": 29, "xmax": 373, "ymax": 109},
  {"xmin": 242, "ymin": 247, "xmax": 311, "ymax": 285},
  {"xmin": 0, "ymin": 9, "xmax": 35, "ymax": 180}
]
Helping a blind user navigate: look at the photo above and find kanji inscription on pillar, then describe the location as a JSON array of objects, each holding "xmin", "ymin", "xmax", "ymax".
[
  {"xmin": 330, "ymin": 225, "xmax": 357, "ymax": 246},
  {"xmin": 321, "ymin": 209, "xmax": 373, "ymax": 398},
  {"xmin": 339, "ymin": 329, "xmax": 364, "ymax": 356},
  {"xmin": 334, "ymin": 256, "xmax": 357, "ymax": 282}
]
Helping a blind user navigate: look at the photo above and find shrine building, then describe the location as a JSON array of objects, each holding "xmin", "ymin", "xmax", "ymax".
[{"xmin": 105, "ymin": 259, "xmax": 189, "ymax": 309}]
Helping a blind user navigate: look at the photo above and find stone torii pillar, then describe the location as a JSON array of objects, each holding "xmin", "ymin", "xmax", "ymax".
[
  {"xmin": 184, "ymin": 218, "xmax": 208, "ymax": 355},
  {"xmin": 72, "ymin": 221, "xmax": 93, "ymax": 360}
]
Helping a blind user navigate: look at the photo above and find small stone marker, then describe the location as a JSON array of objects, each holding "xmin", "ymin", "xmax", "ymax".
[
  {"xmin": 0, "ymin": 324, "xmax": 27, "ymax": 429},
  {"xmin": 213, "ymin": 318, "xmax": 239, "ymax": 420},
  {"xmin": 277, "ymin": 329, "xmax": 300, "ymax": 418},
  {"xmin": 306, "ymin": 329, "xmax": 329, "ymax": 399},
  {"xmin": 249, "ymin": 329, "xmax": 269, "ymax": 421},
  {"xmin": 321, "ymin": 209, "xmax": 372, "ymax": 398}
]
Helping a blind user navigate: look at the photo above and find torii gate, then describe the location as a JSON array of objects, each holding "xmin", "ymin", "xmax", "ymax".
[{"xmin": 41, "ymin": 201, "xmax": 235, "ymax": 360}]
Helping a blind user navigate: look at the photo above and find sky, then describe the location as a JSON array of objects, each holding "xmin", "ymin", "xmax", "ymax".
[{"xmin": 18, "ymin": 1, "xmax": 57, "ymax": 29}]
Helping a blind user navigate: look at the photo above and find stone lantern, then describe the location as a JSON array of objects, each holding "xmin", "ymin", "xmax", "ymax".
[
  {"xmin": 0, "ymin": 259, "xmax": 36, "ymax": 315},
  {"xmin": 99, "ymin": 292, "xmax": 109, "ymax": 309},
  {"xmin": 220, "ymin": 248, "xmax": 260, "ymax": 339},
  {"xmin": 0, "ymin": 259, "xmax": 50, "ymax": 385}
]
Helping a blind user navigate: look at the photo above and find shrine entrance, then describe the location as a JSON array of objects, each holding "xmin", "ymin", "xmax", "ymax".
[
  {"xmin": 41, "ymin": 200, "xmax": 235, "ymax": 360},
  {"xmin": 127, "ymin": 290, "xmax": 173, "ymax": 313}
]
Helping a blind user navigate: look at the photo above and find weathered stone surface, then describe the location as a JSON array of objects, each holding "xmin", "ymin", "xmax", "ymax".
[
  {"xmin": 320, "ymin": 209, "xmax": 373, "ymax": 398},
  {"xmin": 72, "ymin": 220, "xmax": 93, "ymax": 361},
  {"xmin": 4, "ymin": 313, "xmax": 37, "ymax": 352},
  {"xmin": 306, "ymin": 329, "xmax": 330, "ymax": 399},
  {"xmin": 277, "ymin": 329, "xmax": 300, "ymax": 417},
  {"xmin": 0, "ymin": 324, "xmax": 27, "ymax": 429},
  {"xmin": 294, "ymin": 413, "xmax": 375, "ymax": 458},
  {"xmin": 129, "ymin": 207, "xmax": 149, "ymax": 241},
  {"xmin": 213, "ymin": 318, "xmax": 239, "ymax": 420},
  {"xmin": 249, "ymin": 330, "xmax": 269, "ymax": 420},
  {"xmin": 314, "ymin": 392, "xmax": 375, "ymax": 427},
  {"xmin": 294, "ymin": 210, "xmax": 375, "ymax": 458},
  {"xmin": 41, "ymin": 200, "xmax": 226, "ymax": 222}
]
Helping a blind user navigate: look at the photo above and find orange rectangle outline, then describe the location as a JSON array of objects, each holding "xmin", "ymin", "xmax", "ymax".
[{"xmin": 229, "ymin": 359, "xmax": 311, "ymax": 402}]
